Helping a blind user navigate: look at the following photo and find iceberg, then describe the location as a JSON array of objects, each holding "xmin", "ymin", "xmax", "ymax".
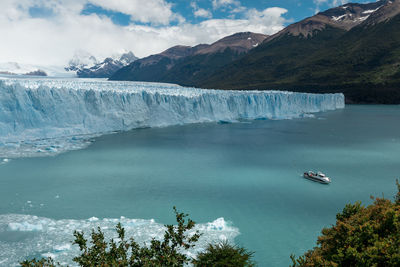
[{"xmin": 0, "ymin": 77, "xmax": 344, "ymax": 157}]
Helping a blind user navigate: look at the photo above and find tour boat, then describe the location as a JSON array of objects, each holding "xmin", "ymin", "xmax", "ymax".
[{"xmin": 303, "ymin": 171, "xmax": 331, "ymax": 184}]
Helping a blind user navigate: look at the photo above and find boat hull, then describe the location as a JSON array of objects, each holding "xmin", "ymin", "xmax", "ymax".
[{"xmin": 303, "ymin": 174, "xmax": 331, "ymax": 184}]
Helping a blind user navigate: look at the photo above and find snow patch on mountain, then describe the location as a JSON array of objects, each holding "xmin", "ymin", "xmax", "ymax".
[
  {"xmin": 332, "ymin": 14, "xmax": 347, "ymax": 21},
  {"xmin": 362, "ymin": 7, "xmax": 382, "ymax": 14}
]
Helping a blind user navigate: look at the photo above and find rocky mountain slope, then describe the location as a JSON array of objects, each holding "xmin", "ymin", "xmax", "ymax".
[
  {"xmin": 109, "ymin": 32, "xmax": 267, "ymax": 84},
  {"xmin": 269, "ymin": 0, "xmax": 387, "ymax": 40}
]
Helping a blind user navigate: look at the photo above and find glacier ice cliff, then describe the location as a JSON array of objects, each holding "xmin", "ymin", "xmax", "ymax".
[{"xmin": 0, "ymin": 78, "xmax": 344, "ymax": 157}]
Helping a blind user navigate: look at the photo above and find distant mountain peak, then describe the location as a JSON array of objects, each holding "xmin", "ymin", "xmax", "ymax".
[
  {"xmin": 160, "ymin": 46, "xmax": 194, "ymax": 59},
  {"xmin": 65, "ymin": 50, "xmax": 98, "ymax": 72},
  {"xmin": 195, "ymin": 32, "xmax": 268, "ymax": 55},
  {"xmin": 65, "ymin": 51, "xmax": 138, "ymax": 78},
  {"xmin": 119, "ymin": 51, "xmax": 138, "ymax": 65}
]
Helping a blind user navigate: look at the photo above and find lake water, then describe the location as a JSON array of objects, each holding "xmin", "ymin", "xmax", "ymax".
[{"xmin": 0, "ymin": 105, "xmax": 399, "ymax": 266}]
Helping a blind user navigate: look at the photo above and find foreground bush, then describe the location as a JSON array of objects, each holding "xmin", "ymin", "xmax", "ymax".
[
  {"xmin": 193, "ymin": 241, "xmax": 255, "ymax": 267},
  {"xmin": 291, "ymin": 180, "xmax": 400, "ymax": 267},
  {"xmin": 21, "ymin": 258, "xmax": 56, "ymax": 267},
  {"xmin": 21, "ymin": 207, "xmax": 252, "ymax": 267}
]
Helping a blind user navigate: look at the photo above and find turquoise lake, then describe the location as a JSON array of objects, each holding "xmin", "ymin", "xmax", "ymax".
[{"xmin": 0, "ymin": 105, "xmax": 399, "ymax": 266}]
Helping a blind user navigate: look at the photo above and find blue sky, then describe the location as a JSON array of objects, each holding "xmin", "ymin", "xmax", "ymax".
[
  {"xmin": 79, "ymin": 0, "xmax": 373, "ymax": 26},
  {"xmin": 0, "ymin": 0, "xmax": 375, "ymax": 65}
]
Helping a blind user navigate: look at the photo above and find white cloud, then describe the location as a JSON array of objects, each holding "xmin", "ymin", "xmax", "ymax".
[
  {"xmin": 90, "ymin": 0, "xmax": 184, "ymax": 25},
  {"xmin": 313, "ymin": 0, "xmax": 349, "ymax": 13},
  {"xmin": 0, "ymin": 0, "xmax": 288, "ymax": 66},
  {"xmin": 332, "ymin": 0, "xmax": 349, "ymax": 6},
  {"xmin": 230, "ymin": 6, "xmax": 247, "ymax": 13},
  {"xmin": 212, "ymin": 0, "xmax": 241, "ymax": 10},
  {"xmin": 191, "ymin": 2, "xmax": 212, "ymax": 18},
  {"xmin": 245, "ymin": 7, "xmax": 288, "ymax": 30},
  {"xmin": 194, "ymin": 8, "xmax": 212, "ymax": 18}
]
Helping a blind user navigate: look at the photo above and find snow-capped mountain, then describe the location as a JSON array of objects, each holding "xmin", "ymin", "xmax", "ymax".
[
  {"xmin": 65, "ymin": 50, "xmax": 98, "ymax": 72},
  {"xmin": 118, "ymin": 51, "xmax": 138, "ymax": 66},
  {"xmin": 66, "ymin": 51, "xmax": 138, "ymax": 78}
]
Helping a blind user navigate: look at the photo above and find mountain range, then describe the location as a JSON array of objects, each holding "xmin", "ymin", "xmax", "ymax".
[
  {"xmin": 111, "ymin": 0, "xmax": 400, "ymax": 104},
  {"xmin": 110, "ymin": 32, "xmax": 267, "ymax": 85},
  {"xmin": 0, "ymin": 51, "xmax": 138, "ymax": 78},
  {"xmin": 66, "ymin": 51, "xmax": 138, "ymax": 78}
]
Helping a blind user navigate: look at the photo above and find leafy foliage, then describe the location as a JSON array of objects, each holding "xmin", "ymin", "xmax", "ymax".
[
  {"xmin": 193, "ymin": 241, "xmax": 255, "ymax": 267},
  {"xmin": 396, "ymin": 179, "xmax": 400, "ymax": 205},
  {"xmin": 21, "ymin": 258, "xmax": 57, "ymax": 267},
  {"xmin": 291, "ymin": 180, "xmax": 400, "ymax": 267},
  {"xmin": 72, "ymin": 206, "xmax": 200, "ymax": 266}
]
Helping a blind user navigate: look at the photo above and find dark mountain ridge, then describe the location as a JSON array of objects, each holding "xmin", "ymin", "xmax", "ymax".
[{"xmin": 109, "ymin": 32, "xmax": 268, "ymax": 83}]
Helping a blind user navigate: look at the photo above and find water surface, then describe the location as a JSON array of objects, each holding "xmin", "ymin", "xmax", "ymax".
[{"xmin": 0, "ymin": 105, "xmax": 399, "ymax": 266}]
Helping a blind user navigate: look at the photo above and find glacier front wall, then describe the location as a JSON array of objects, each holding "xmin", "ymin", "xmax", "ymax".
[{"xmin": 0, "ymin": 78, "xmax": 344, "ymax": 156}]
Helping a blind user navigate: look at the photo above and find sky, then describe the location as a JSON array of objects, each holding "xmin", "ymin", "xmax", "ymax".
[{"xmin": 0, "ymin": 0, "xmax": 374, "ymax": 66}]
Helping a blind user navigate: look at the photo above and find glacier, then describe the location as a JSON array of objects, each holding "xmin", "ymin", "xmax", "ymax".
[{"xmin": 0, "ymin": 77, "xmax": 344, "ymax": 157}]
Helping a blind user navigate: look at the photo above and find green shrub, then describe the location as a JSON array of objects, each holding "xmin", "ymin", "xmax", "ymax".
[
  {"xmin": 193, "ymin": 241, "xmax": 255, "ymax": 267},
  {"xmin": 291, "ymin": 180, "xmax": 400, "ymax": 267},
  {"xmin": 21, "ymin": 257, "xmax": 57, "ymax": 267},
  {"xmin": 21, "ymin": 207, "xmax": 200, "ymax": 267}
]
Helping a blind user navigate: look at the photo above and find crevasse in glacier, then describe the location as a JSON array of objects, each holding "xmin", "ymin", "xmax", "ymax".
[{"xmin": 0, "ymin": 77, "xmax": 344, "ymax": 157}]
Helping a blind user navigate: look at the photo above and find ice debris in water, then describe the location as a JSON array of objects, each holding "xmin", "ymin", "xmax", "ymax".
[
  {"xmin": 8, "ymin": 221, "xmax": 44, "ymax": 231},
  {"xmin": 0, "ymin": 214, "xmax": 239, "ymax": 266},
  {"xmin": 0, "ymin": 158, "xmax": 10, "ymax": 164},
  {"xmin": 0, "ymin": 77, "xmax": 344, "ymax": 158}
]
